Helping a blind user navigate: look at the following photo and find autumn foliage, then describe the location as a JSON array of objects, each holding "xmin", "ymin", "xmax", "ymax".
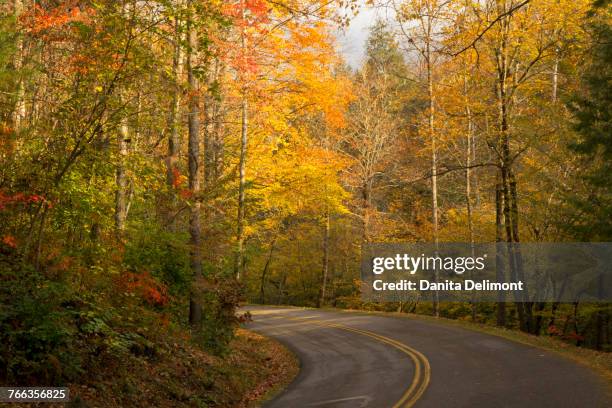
[{"xmin": 0, "ymin": 0, "xmax": 610, "ymax": 403}]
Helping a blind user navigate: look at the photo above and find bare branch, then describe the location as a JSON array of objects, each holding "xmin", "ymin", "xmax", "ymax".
[{"xmin": 450, "ymin": 0, "xmax": 531, "ymax": 57}]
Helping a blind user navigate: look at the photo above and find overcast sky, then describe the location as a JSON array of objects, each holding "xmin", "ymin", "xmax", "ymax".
[{"xmin": 336, "ymin": 3, "xmax": 395, "ymax": 69}]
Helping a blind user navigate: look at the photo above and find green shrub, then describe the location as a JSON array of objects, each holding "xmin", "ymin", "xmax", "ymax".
[
  {"xmin": 0, "ymin": 257, "xmax": 82, "ymax": 384},
  {"xmin": 123, "ymin": 224, "xmax": 191, "ymax": 294}
]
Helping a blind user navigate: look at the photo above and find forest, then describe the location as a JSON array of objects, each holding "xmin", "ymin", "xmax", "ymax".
[{"xmin": 0, "ymin": 0, "xmax": 610, "ymax": 404}]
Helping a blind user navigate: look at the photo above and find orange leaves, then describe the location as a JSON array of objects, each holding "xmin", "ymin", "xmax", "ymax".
[
  {"xmin": 178, "ymin": 189, "xmax": 193, "ymax": 200},
  {"xmin": 171, "ymin": 167, "xmax": 183, "ymax": 189},
  {"xmin": 0, "ymin": 123, "xmax": 13, "ymax": 136},
  {"xmin": 169, "ymin": 167, "xmax": 191, "ymax": 199},
  {"xmin": 220, "ymin": 1, "xmax": 271, "ymax": 79},
  {"xmin": 0, "ymin": 123, "xmax": 15, "ymax": 154},
  {"xmin": 2, "ymin": 235, "xmax": 17, "ymax": 248},
  {"xmin": 246, "ymin": 0, "xmax": 270, "ymax": 16},
  {"xmin": 67, "ymin": 53, "xmax": 95, "ymax": 75},
  {"xmin": 19, "ymin": 3, "xmax": 102, "ymax": 78},
  {"xmin": 222, "ymin": 0, "xmax": 270, "ymax": 22},
  {"xmin": 118, "ymin": 271, "xmax": 169, "ymax": 307},
  {"xmin": 222, "ymin": 2, "xmax": 241, "ymax": 19},
  {"xmin": 242, "ymin": 55, "xmax": 260, "ymax": 74},
  {"xmin": 23, "ymin": 3, "xmax": 94, "ymax": 39}
]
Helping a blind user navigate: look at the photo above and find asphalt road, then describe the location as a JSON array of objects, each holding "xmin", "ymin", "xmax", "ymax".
[{"xmin": 244, "ymin": 306, "xmax": 610, "ymax": 408}]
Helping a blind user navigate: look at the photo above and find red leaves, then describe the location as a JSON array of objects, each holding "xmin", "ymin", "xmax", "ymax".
[
  {"xmin": 2, "ymin": 235, "xmax": 17, "ymax": 248},
  {"xmin": 0, "ymin": 190, "xmax": 52, "ymax": 211},
  {"xmin": 0, "ymin": 191, "xmax": 23, "ymax": 210},
  {"xmin": 118, "ymin": 271, "xmax": 169, "ymax": 307},
  {"xmin": 547, "ymin": 324, "xmax": 562, "ymax": 336},
  {"xmin": 565, "ymin": 331, "xmax": 585, "ymax": 342},
  {"xmin": 547, "ymin": 324, "xmax": 586, "ymax": 343}
]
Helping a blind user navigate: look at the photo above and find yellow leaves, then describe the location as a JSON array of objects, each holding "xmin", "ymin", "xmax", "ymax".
[
  {"xmin": 247, "ymin": 133, "xmax": 349, "ymax": 220},
  {"xmin": 217, "ymin": 1, "xmax": 354, "ymax": 242}
]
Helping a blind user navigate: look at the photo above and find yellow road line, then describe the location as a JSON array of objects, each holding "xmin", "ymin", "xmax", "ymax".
[
  {"xmin": 333, "ymin": 324, "xmax": 430, "ymax": 408},
  {"xmin": 283, "ymin": 316, "xmax": 431, "ymax": 408}
]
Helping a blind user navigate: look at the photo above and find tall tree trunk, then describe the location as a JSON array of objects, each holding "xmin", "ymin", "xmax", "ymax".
[
  {"xmin": 509, "ymin": 173, "xmax": 533, "ymax": 332},
  {"xmin": 595, "ymin": 308, "xmax": 605, "ymax": 351},
  {"xmin": 235, "ymin": 94, "xmax": 247, "ymax": 280},
  {"xmin": 500, "ymin": 106, "xmax": 526, "ymax": 331},
  {"xmin": 204, "ymin": 60, "xmax": 225, "ymax": 185},
  {"xmin": 464, "ymin": 74, "xmax": 476, "ymax": 321},
  {"xmin": 495, "ymin": 182, "xmax": 506, "ymax": 326},
  {"xmin": 115, "ymin": 115, "xmax": 129, "ymax": 235},
  {"xmin": 201, "ymin": 60, "xmax": 219, "ymax": 269},
  {"xmin": 209, "ymin": 62, "xmax": 226, "ymax": 182},
  {"xmin": 259, "ymin": 236, "xmax": 276, "ymax": 304},
  {"xmin": 495, "ymin": 8, "xmax": 528, "ymax": 331},
  {"xmin": 426, "ymin": 18, "xmax": 439, "ymax": 318},
  {"xmin": 551, "ymin": 50, "xmax": 559, "ymax": 103},
  {"xmin": 186, "ymin": 6, "xmax": 203, "ymax": 327},
  {"xmin": 361, "ymin": 179, "xmax": 373, "ymax": 245},
  {"xmin": 235, "ymin": 3, "xmax": 248, "ymax": 281},
  {"xmin": 13, "ymin": 0, "xmax": 26, "ymax": 130},
  {"xmin": 319, "ymin": 211, "xmax": 330, "ymax": 308},
  {"xmin": 548, "ymin": 276, "xmax": 569, "ymax": 330},
  {"xmin": 166, "ymin": 14, "xmax": 182, "ymax": 189}
]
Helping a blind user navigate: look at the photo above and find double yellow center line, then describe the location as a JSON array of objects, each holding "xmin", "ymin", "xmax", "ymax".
[{"xmin": 280, "ymin": 315, "xmax": 431, "ymax": 408}]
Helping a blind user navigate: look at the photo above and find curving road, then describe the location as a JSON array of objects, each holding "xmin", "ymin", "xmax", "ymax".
[{"xmin": 244, "ymin": 306, "xmax": 610, "ymax": 408}]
